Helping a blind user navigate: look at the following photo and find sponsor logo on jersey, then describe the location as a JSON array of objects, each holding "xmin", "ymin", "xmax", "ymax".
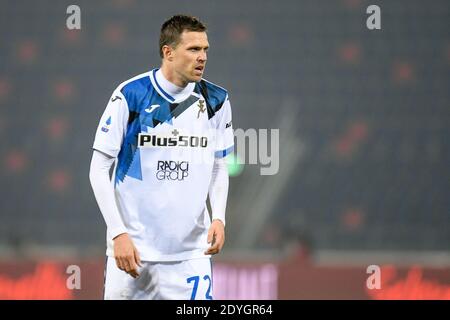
[
  {"xmin": 101, "ymin": 116, "xmax": 111, "ymax": 132},
  {"xmin": 226, "ymin": 121, "xmax": 232, "ymax": 128},
  {"xmin": 145, "ymin": 104, "xmax": 160, "ymax": 113},
  {"xmin": 156, "ymin": 161, "xmax": 189, "ymax": 181},
  {"xmin": 138, "ymin": 131, "xmax": 208, "ymax": 148},
  {"xmin": 111, "ymin": 96, "xmax": 122, "ymax": 102}
]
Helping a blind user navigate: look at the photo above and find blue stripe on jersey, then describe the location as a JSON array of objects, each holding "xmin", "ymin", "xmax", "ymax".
[
  {"xmin": 126, "ymin": 147, "xmax": 142, "ymax": 180},
  {"xmin": 152, "ymin": 69, "xmax": 175, "ymax": 102},
  {"xmin": 194, "ymin": 80, "xmax": 228, "ymax": 119},
  {"xmin": 202, "ymin": 80, "xmax": 227, "ymax": 112},
  {"xmin": 215, "ymin": 146, "xmax": 234, "ymax": 158},
  {"xmin": 116, "ymin": 138, "xmax": 140, "ymax": 184},
  {"xmin": 115, "ymin": 73, "xmax": 202, "ymax": 184},
  {"xmin": 116, "ymin": 75, "xmax": 167, "ymax": 184}
]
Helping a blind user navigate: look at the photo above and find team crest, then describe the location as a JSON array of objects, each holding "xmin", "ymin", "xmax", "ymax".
[{"xmin": 197, "ymin": 100, "xmax": 206, "ymax": 119}]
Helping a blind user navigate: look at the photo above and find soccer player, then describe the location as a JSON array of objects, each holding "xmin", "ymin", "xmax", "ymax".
[{"xmin": 89, "ymin": 15, "xmax": 233, "ymax": 300}]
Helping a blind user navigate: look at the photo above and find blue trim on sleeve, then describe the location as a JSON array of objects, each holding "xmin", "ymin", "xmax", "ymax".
[{"xmin": 215, "ymin": 146, "xmax": 234, "ymax": 158}]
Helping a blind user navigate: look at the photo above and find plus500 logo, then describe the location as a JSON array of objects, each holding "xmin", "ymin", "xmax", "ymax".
[{"xmin": 138, "ymin": 133, "xmax": 208, "ymax": 148}]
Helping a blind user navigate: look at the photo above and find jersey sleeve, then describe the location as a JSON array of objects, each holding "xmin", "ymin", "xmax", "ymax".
[
  {"xmin": 214, "ymin": 96, "xmax": 234, "ymax": 158},
  {"xmin": 92, "ymin": 90, "xmax": 129, "ymax": 158}
]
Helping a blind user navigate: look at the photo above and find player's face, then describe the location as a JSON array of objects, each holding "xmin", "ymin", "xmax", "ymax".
[{"xmin": 172, "ymin": 31, "xmax": 209, "ymax": 84}]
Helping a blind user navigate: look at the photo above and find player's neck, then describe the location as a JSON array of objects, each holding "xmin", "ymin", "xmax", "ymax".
[
  {"xmin": 155, "ymin": 67, "xmax": 195, "ymax": 101},
  {"xmin": 160, "ymin": 65, "xmax": 189, "ymax": 88}
]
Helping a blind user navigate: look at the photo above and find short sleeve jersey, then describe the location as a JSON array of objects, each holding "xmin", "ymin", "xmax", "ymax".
[{"xmin": 93, "ymin": 69, "xmax": 234, "ymax": 261}]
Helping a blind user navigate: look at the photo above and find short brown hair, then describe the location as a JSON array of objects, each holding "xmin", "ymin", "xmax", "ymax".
[{"xmin": 159, "ymin": 15, "xmax": 207, "ymax": 58}]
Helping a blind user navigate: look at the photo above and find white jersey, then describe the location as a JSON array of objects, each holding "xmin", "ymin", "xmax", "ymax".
[{"xmin": 92, "ymin": 69, "xmax": 234, "ymax": 261}]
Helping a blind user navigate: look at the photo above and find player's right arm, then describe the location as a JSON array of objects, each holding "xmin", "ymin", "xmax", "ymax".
[
  {"xmin": 89, "ymin": 89, "xmax": 141, "ymax": 278},
  {"xmin": 89, "ymin": 150, "xmax": 141, "ymax": 278}
]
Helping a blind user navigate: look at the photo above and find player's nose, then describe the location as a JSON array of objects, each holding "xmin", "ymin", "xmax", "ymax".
[{"xmin": 198, "ymin": 51, "xmax": 207, "ymax": 63}]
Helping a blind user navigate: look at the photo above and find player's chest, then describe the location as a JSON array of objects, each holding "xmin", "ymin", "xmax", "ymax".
[
  {"xmin": 135, "ymin": 97, "xmax": 215, "ymax": 151},
  {"xmin": 137, "ymin": 95, "xmax": 211, "ymax": 131}
]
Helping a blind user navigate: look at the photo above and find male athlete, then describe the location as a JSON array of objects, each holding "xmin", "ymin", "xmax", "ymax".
[{"xmin": 89, "ymin": 15, "xmax": 233, "ymax": 300}]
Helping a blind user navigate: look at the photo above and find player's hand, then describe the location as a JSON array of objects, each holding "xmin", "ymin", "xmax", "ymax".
[
  {"xmin": 113, "ymin": 233, "xmax": 142, "ymax": 278},
  {"xmin": 205, "ymin": 219, "xmax": 225, "ymax": 255}
]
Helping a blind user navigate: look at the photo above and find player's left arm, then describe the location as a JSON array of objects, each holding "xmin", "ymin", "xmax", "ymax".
[
  {"xmin": 205, "ymin": 157, "xmax": 228, "ymax": 255},
  {"xmin": 205, "ymin": 95, "xmax": 233, "ymax": 255}
]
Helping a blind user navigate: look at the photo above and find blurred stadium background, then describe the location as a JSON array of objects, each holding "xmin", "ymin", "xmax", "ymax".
[{"xmin": 0, "ymin": 0, "xmax": 449, "ymax": 299}]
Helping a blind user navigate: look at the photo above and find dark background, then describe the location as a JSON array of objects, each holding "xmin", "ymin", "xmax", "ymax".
[{"xmin": 0, "ymin": 0, "xmax": 448, "ymax": 261}]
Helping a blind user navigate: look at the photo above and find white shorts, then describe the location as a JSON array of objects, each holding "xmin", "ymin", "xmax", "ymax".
[{"xmin": 103, "ymin": 257, "xmax": 213, "ymax": 300}]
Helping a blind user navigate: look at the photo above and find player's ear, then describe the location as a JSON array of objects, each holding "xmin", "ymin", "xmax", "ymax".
[{"xmin": 162, "ymin": 45, "xmax": 174, "ymax": 61}]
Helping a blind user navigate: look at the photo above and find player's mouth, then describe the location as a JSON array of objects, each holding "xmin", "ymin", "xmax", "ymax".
[{"xmin": 194, "ymin": 65, "xmax": 204, "ymax": 75}]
